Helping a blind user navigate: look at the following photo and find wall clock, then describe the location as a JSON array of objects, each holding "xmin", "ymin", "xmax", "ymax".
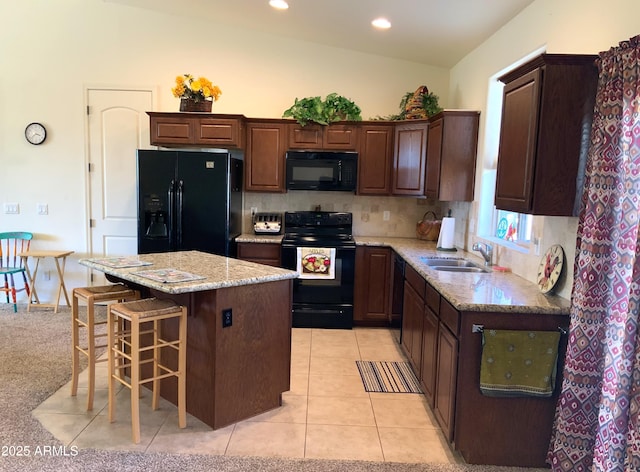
[
  {"xmin": 25, "ymin": 122, "xmax": 47, "ymax": 145},
  {"xmin": 537, "ymin": 244, "xmax": 565, "ymax": 294}
]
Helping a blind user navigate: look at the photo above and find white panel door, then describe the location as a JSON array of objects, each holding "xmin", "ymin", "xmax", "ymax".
[{"xmin": 87, "ymin": 88, "xmax": 153, "ymax": 284}]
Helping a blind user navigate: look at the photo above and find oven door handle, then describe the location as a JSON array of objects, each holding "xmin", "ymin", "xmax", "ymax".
[{"xmin": 293, "ymin": 307, "xmax": 346, "ymax": 315}]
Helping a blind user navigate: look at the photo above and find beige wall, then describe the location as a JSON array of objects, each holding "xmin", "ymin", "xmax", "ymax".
[
  {"xmin": 3, "ymin": 0, "xmax": 639, "ymax": 301},
  {"xmin": 0, "ymin": 0, "xmax": 447, "ymax": 298}
]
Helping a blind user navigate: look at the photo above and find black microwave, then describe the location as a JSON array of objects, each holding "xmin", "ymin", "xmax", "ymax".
[{"xmin": 285, "ymin": 150, "xmax": 358, "ymax": 191}]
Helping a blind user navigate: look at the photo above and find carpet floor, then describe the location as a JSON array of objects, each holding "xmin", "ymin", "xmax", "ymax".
[{"xmin": 0, "ymin": 302, "xmax": 544, "ymax": 472}]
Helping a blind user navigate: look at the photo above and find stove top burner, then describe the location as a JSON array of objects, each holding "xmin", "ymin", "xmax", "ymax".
[{"xmin": 282, "ymin": 211, "xmax": 354, "ymax": 247}]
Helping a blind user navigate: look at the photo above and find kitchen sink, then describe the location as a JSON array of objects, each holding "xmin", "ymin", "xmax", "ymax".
[
  {"xmin": 420, "ymin": 257, "xmax": 490, "ymax": 273},
  {"xmin": 430, "ymin": 266, "xmax": 489, "ymax": 273}
]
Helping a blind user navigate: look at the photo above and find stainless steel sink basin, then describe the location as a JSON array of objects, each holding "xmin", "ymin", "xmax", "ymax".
[
  {"xmin": 431, "ymin": 266, "xmax": 489, "ymax": 273},
  {"xmin": 420, "ymin": 257, "xmax": 490, "ymax": 273}
]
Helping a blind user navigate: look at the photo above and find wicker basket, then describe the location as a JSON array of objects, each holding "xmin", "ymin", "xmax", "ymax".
[
  {"xmin": 416, "ymin": 211, "xmax": 441, "ymax": 241},
  {"xmin": 180, "ymin": 98, "xmax": 212, "ymax": 112}
]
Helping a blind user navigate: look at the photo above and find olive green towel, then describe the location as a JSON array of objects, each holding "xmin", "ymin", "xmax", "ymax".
[{"xmin": 480, "ymin": 329, "xmax": 560, "ymax": 398}]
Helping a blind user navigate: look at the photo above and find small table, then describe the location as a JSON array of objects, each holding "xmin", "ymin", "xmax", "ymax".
[{"xmin": 19, "ymin": 250, "xmax": 74, "ymax": 313}]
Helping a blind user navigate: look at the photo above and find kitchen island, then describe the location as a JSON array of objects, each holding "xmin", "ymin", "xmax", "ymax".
[{"xmin": 79, "ymin": 251, "xmax": 298, "ymax": 430}]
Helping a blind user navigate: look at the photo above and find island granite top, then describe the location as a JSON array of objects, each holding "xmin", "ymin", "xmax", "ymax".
[{"xmin": 79, "ymin": 250, "xmax": 298, "ymax": 294}]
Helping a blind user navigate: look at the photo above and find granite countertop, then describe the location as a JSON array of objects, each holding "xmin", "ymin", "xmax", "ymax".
[
  {"xmin": 236, "ymin": 233, "xmax": 571, "ymax": 315},
  {"xmin": 237, "ymin": 233, "xmax": 284, "ymax": 243},
  {"xmin": 355, "ymin": 236, "xmax": 570, "ymax": 315},
  {"xmin": 79, "ymin": 250, "xmax": 297, "ymax": 294}
]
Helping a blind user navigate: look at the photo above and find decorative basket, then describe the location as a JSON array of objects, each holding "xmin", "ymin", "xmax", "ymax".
[
  {"xmin": 180, "ymin": 98, "xmax": 212, "ymax": 113},
  {"xmin": 416, "ymin": 211, "xmax": 441, "ymax": 241}
]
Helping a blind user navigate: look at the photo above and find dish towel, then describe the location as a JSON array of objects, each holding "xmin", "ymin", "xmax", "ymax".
[
  {"xmin": 480, "ymin": 329, "xmax": 561, "ymax": 398},
  {"xmin": 296, "ymin": 247, "xmax": 336, "ymax": 280}
]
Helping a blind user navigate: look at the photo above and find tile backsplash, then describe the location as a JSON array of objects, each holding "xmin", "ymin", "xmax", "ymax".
[{"xmin": 243, "ymin": 192, "xmax": 445, "ymax": 238}]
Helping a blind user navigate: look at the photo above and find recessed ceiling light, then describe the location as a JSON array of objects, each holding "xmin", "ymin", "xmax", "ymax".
[
  {"xmin": 372, "ymin": 17, "xmax": 391, "ymax": 29},
  {"xmin": 269, "ymin": 0, "xmax": 289, "ymax": 10}
]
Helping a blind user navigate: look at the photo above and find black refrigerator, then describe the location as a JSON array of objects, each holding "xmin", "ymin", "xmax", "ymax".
[{"xmin": 137, "ymin": 149, "xmax": 243, "ymax": 257}]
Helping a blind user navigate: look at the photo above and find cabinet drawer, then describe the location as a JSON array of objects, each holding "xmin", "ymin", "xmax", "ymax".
[
  {"xmin": 439, "ymin": 298, "xmax": 460, "ymax": 336},
  {"xmin": 323, "ymin": 124, "xmax": 359, "ymax": 150},
  {"xmin": 288, "ymin": 124, "xmax": 323, "ymax": 149},
  {"xmin": 405, "ymin": 264, "xmax": 425, "ymax": 299},
  {"xmin": 151, "ymin": 118, "xmax": 194, "ymax": 144},
  {"xmin": 196, "ymin": 118, "xmax": 242, "ymax": 147},
  {"xmin": 425, "ymin": 283, "xmax": 440, "ymax": 314}
]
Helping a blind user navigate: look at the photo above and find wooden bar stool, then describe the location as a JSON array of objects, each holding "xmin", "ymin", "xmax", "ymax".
[
  {"xmin": 107, "ymin": 298, "xmax": 187, "ymax": 444},
  {"xmin": 71, "ymin": 284, "xmax": 139, "ymax": 410}
]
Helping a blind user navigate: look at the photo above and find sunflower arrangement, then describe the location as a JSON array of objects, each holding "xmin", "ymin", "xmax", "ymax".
[{"xmin": 171, "ymin": 74, "xmax": 222, "ymax": 102}]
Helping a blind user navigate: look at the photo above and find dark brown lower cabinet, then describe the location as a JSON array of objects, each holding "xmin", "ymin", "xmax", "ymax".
[
  {"xmin": 400, "ymin": 264, "xmax": 569, "ymax": 467},
  {"xmin": 354, "ymin": 247, "xmax": 392, "ymax": 325},
  {"xmin": 420, "ymin": 307, "xmax": 439, "ymax": 407},
  {"xmin": 237, "ymin": 242, "xmax": 281, "ymax": 267},
  {"xmin": 401, "ymin": 265, "xmax": 425, "ymax": 372},
  {"xmin": 433, "ymin": 322, "xmax": 458, "ymax": 442}
]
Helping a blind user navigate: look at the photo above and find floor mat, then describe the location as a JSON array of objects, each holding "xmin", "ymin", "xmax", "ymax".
[{"xmin": 356, "ymin": 361, "xmax": 423, "ymax": 394}]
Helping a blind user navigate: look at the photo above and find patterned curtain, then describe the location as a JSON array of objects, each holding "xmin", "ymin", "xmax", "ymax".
[{"xmin": 548, "ymin": 36, "xmax": 640, "ymax": 471}]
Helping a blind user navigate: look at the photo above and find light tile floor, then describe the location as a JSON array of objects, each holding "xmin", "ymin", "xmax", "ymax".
[{"xmin": 34, "ymin": 327, "xmax": 464, "ymax": 464}]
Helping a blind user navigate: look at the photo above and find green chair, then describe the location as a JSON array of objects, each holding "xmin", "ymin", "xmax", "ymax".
[{"xmin": 0, "ymin": 232, "xmax": 33, "ymax": 312}]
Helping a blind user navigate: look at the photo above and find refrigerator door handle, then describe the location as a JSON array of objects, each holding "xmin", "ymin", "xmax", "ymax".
[
  {"xmin": 168, "ymin": 180, "xmax": 175, "ymax": 250},
  {"xmin": 176, "ymin": 180, "xmax": 184, "ymax": 248}
]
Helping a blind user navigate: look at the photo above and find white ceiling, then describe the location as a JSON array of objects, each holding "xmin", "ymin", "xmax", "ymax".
[{"xmin": 107, "ymin": 0, "xmax": 535, "ymax": 67}]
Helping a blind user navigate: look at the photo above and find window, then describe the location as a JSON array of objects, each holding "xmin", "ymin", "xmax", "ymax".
[{"xmin": 494, "ymin": 209, "xmax": 532, "ymax": 243}]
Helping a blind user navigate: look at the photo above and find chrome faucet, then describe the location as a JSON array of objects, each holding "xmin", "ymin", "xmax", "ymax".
[{"xmin": 472, "ymin": 242, "xmax": 493, "ymax": 266}]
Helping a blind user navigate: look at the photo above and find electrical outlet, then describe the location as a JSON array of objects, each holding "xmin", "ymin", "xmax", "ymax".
[
  {"xmin": 37, "ymin": 203, "xmax": 48, "ymax": 215},
  {"xmin": 250, "ymin": 207, "xmax": 258, "ymax": 218},
  {"xmin": 534, "ymin": 237, "xmax": 542, "ymax": 256},
  {"xmin": 383, "ymin": 211, "xmax": 390, "ymax": 221},
  {"xmin": 4, "ymin": 203, "xmax": 19, "ymax": 214},
  {"xmin": 222, "ymin": 308, "xmax": 232, "ymax": 328}
]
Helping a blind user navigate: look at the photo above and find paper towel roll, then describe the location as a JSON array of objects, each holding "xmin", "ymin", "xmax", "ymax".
[{"xmin": 437, "ymin": 217, "xmax": 456, "ymax": 250}]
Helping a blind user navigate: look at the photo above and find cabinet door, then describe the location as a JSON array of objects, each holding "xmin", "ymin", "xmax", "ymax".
[
  {"xmin": 150, "ymin": 116, "xmax": 194, "ymax": 145},
  {"xmin": 353, "ymin": 247, "xmax": 392, "ymax": 323},
  {"xmin": 288, "ymin": 124, "xmax": 323, "ymax": 149},
  {"xmin": 245, "ymin": 122, "xmax": 287, "ymax": 192},
  {"xmin": 425, "ymin": 118, "xmax": 443, "ymax": 199},
  {"xmin": 434, "ymin": 323, "xmax": 458, "ymax": 442},
  {"xmin": 421, "ymin": 305, "xmax": 439, "ymax": 407},
  {"xmin": 195, "ymin": 118, "xmax": 242, "ymax": 148},
  {"xmin": 357, "ymin": 125, "xmax": 394, "ymax": 195},
  {"xmin": 494, "ymin": 69, "xmax": 541, "ymax": 213},
  {"xmin": 323, "ymin": 124, "xmax": 358, "ymax": 150},
  {"xmin": 392, "ymin": 122, "xmax": 428, "ymax": 195},
  {"xmin": 426, "ymin": 112, "xmax": 479, "ymax": 202},
  {"xmin": 402, "ymin": 280, "xmax": 424, "ymax": 373},
  {"xmin": 237, "ymin": 242, "xmax": 281, "ymax": 267}
]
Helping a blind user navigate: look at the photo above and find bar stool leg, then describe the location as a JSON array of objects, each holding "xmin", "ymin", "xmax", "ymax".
[
  {"xmin": 178, "ymin": 307, "xmax": 187, "ymax": 429},
  {"xmin": 70, "ymin": 290, "xmax": 80, "ymax": 396},
  {"xmin": 130, "ymin": 316, "xmax": 141, "ymax": 444},
  {"xmin": 107, "ymin": 305, "xmax": 117, "ymax": 424},
  {"xmin": 86, "ymin": 295, "xmax": 96, "ymax": 410},
  {"xmin": 152, "ymin": 318, "xmax": 160, "ymax": 411}
]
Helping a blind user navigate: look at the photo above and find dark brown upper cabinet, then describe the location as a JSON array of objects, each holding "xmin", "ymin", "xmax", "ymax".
[
  {"xmin": 392, "ymin": 121, "xmax": 429, "ymax": 195},
  {"xmin": 147, "ymin": 112, "xmax": 244, "ymax": 148},
  {"xmin": 357, "ymin": 124, "xmax": 394, "ymax": 195},
  {"xmin": 494, "ymin": 54, "xmax": 598, "ymax": 216},
  {"xmin": 425, "ymin": 111, "xmax": 479, "ymax": 201},
  {"xmin": 287, "ymin": 123, "xmax": 359, "ymax": 150},
  {"xmin": 244, "ymin": 119, "xmax": 287, "ymax": 192}
]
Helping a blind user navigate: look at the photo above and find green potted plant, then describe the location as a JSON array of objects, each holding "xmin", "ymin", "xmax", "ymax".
[{"xmin": 283, "ymin": 93, "xmax": 362, "ymax": 126}]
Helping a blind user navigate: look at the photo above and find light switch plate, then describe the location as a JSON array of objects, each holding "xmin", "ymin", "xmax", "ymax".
[
  {"xmin": 37, "ymin": 203, "xmax": 48, "ymax": 215},
  {"xmin": 4, "ymin": 203, "xmax": 19, "ymax": 214}
]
